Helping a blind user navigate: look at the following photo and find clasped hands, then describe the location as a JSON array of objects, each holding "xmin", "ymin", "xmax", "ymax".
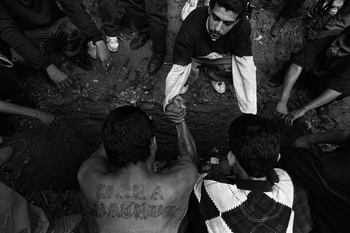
[{"xmin": 165, "ymin": 96, "xmax": 186, "ymax": 124}]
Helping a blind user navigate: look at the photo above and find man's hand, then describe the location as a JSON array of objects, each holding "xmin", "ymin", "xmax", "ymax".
[
  {"xmin": 284, "ymin": 107, "xmax": 307, "ymax": 127},
  {"xmin": 46, "ymin": 64, "xmax": 73, "ymax": 88},
  {"xmin": 35, "ymin": 111, "xmax": 56, "ymax": 126},
  {"xmin": 276, "ymin": 100, "xmax": 288, "ymax": 115},
  {"xmin": 95, "ymin": 40, "xmax": 112, "ymax": 70},
  {"xmin": 201, "ymin": 52, "xmax": 223, "ymax": 60},
  {"xmin": 166, "ymin": 96, "xmax": 186, "ymax": 124},
  {"xmin": 294, "ymin": 135, "xmax": 311, "ymax": 149}
]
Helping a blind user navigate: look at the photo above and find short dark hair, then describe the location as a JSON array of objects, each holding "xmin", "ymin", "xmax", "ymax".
[
  {"xmin": 102, "ymin": 106, "xmax": 155, "ymax": 167},
  {"xmin": 210, "ymin": 0, "xmax": 245, "ymax": 14},
  {"xmin": 228, "ymin": 114, "xmax": 281, "ymax": 178}
]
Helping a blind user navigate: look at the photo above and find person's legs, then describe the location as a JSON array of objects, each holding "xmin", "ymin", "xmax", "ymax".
[
  {"xmin": 98, "ymin": 0, "xmax": 120, "ymax": 52},
  {"xmin": 98, "ymin": 0, "xmax": 120, "ymax": 37},
  {"xmin": 144, "ymin": 0, "xmax": 167, "ymax": 55},
  {"xmin": 144, "ymin": 0, "xmax": 167, "ymax": 74},
  {"xmin": 122, "ymin": 0, "xmax": 151, "ymax": 50}
]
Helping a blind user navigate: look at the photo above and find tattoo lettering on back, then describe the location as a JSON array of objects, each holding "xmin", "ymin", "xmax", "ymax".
[{"xmin": 94, "ymin": 184, "xmax": 184, "ymax": 220}]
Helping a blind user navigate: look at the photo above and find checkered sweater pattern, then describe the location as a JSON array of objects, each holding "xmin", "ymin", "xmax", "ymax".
[{"xmin": 194, "ymin": 168, "xmax": 294, "ymax": 233}]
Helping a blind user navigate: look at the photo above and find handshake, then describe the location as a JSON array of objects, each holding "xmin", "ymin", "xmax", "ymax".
[{"xmin": 165, "ymin": 96, "xmax": 187, "ymax": 124}]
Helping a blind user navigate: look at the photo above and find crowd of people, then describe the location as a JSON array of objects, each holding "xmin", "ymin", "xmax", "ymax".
[{"xmin": 1, "ymin": 0, "xmax": 350, "ymax": 233}]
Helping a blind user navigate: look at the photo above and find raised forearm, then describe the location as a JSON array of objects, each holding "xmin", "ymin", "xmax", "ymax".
[
  {"xmin": 280, "ymin": 63, "xmax": 303, "ymax": 102},
  {"xmin": 176, "ymin": 121, "xmax": 198, "ymax": 165}
]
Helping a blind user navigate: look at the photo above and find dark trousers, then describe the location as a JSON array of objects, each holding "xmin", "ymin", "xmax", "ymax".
[
  {"xmin": 98, "ymin": 0, "xmax": 168, "ymax": 54},
  {"xmin": 280, "ymin": 0, "xmax": 306, "ymax": 18},
  {"xmin": 278, "ymin": 146, "xmax": 350, "ymax": 233},
  {"xmin": 24, "ymin": 17, "xmax": 83, "ymax": 58},
  {"xmin": 98, "ymin": 0, "xmax": 122, "ymax": 37}
]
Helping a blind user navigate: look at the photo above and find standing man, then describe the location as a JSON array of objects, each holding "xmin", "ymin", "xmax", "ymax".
[
  {"xmin": 164, "ymin": 0, "xmax": 257, "ymax": 115},
  {"xmin": 0, "ymin": 0, "xmax": 112, "ymax": 89},
  {"xmin": 78, "ymin": 99, "xmax": 198, "ymax": 233},
  {"xmin": 123, "ymin": 0, "xmax": 168, "ymax": 75}
]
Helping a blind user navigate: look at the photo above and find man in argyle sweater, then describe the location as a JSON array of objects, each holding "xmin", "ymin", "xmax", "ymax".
[{"xmin": 193, "ymin": 114, "xmax": 294, "ymax": 233}]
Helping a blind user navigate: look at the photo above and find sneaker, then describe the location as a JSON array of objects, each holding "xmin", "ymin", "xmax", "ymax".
[
  {"xmin": 211, "ymin": 80, "xmax": 226, "ymax": 94},
  {"xmin": 106, "ymin": 36, "xmax": 119, "ymax": 52},
  {"xmin": 181, "ymin": 0, "xmax": 198, "ymax": 21},
  {"xmin": 270, "ymin": 17, "xmax": 288, "ymax": 37},
  {"xmin": 0, "ymin": 146, "xmax": 13, "ymax": 167},
  {"xmin": 86, "ymin": 41, "xmax": 97, "ymax": 59},
  {"xmin": 130, "ymin": 33, "xmax": 150, "ymax": 50},
  {"xmin": 51, "ymin": 214, "xmax": 82, "ymax": 233}
]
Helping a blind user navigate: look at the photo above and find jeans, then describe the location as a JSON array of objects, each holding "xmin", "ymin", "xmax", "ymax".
[
  {"xmin": 98, "ymin": 0, "xmax": 168, "ymax": 54},
  {"xmin": 24, "ymin": 17, "xmax": 83, "ymax": 58}
]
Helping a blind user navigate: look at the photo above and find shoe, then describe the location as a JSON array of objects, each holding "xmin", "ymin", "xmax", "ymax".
[
  {"xmin": 0, "ymin": 146, "xmax": 13, "ymax": 167},
  {"xmin": 270, "ymin": 17, "xmax": 288, "ymax": 37},
  {"xmin": 87, "ymin": 41, "xmax": 97, "ymax": 59},
  {"xmin": 51, "ymin": 214, "xmax": 82, "ymax": 233},
  {"xmin": 147, "ymin": 53, "xmax": 165, "ymax": 75},
  {"xmin": 71, "ymin": 52, "xmax": 92, "ymax": 71},
  {"xmin": 106, "ymin": 36, "xmax": 119, "ymax": 52},
  {"xmin": 211, "ymin": 80, "xmax": 226, "ymax": 94},
  {"xmin": 130, "ymin": 33, "xmax": 150, "ymax": 50}
]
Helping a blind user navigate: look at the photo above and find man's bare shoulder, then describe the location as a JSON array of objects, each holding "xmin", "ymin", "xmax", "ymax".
[{"xmin": 156, "ymin": 157, "xmax": 198, "ymax": 191}]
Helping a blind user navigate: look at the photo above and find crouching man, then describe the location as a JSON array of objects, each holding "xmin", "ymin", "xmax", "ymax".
[
  {"xmin": 164, "ymin": 0, "xmax": 257, "ymax": 115},
  {"xmin": 78, "ymin": 101, "xmax": 198, "ymax": 233},
  {"xmin": 193, "ymin": 115, "xmax": 294, "ymax": 233}
]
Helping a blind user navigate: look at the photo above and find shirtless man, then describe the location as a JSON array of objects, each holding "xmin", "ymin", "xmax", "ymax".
[{"xmin": 78, "ymin": 100, "xmax": 198, "ymax": 233}]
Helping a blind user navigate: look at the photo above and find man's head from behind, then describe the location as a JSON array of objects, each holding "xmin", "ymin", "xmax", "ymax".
[
  {"xmin": 102, "ymin": 106, "xmax": 156, "ymax": 168},
  {"xmin": 207, "ymin": 0, "xmax": 245, "ymax": 40},
  {"xmin": 228, "ymin": 114, "xmax": 281, "ymax": 178}
]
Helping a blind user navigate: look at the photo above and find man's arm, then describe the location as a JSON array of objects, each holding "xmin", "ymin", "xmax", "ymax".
[
  {"xmin": 59, "ymin": 0, "xmax": 112, "ymax": 69},
  {"xmin": 176, "ymin": 121, "xmax": 198, "ymax": 166},
  {"xmin": 276, "ymin": 63, "xmax": 303, "ymax": 115},
  {"xmin": 0, "ymin": 5, "xmax": 73, "ymax": 88},
  {"xmin": 284, "ymin": 88, "xmax": 342, "ymax": 126},
  {"xmin": 0, "ymin": 101, "xmax": 55, "ymax": 125},
  {"xmin": 163, "ymin": 98, "xmax": 198, "ymax": 188},
  {"xmin": 295, "ymin": 129, "xmax": 350, "ymax": 148},
  {"xmin": 0, "ymin": 3, "xmax": 50, "ymax": 71}
]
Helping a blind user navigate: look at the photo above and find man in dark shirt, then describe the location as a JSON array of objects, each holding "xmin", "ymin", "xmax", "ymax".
[
  {"xmin": 0, "ymin": 0, "xmax": 112, "ymax": 88},
  {"xmin": 279, "ymin": 129, "xmax": 350, "ymax": 233},
  {"xmin": 164, "ymin": 0, "xmax": 257, "ymax": 115},
  {"xmin": 276, "ymin": 26, "xmax": 350, "ymax": 126}
]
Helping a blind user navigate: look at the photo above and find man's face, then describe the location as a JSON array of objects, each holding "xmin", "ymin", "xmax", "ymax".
[
  {"xmin": 327, "ymin": 34, "xmax": 350, "ymax": 57},
  {"xmin": 208, "ymin": 4, "xmax": 239, "ymax": 40}
]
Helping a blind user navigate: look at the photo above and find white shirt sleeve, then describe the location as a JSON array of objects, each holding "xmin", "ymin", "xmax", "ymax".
[
  {"xmin": 231, "ymin": 55, "xmax": 257, "ymax": 114},
  {"xmin": 163, "ymin": 63, "xmax": 192, "ymax": 111}
]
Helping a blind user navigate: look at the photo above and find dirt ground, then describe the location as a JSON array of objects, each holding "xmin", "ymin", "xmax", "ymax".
[{"xmin": 1, "ymin": 0, "xmax": 350, "ymax": 226}]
